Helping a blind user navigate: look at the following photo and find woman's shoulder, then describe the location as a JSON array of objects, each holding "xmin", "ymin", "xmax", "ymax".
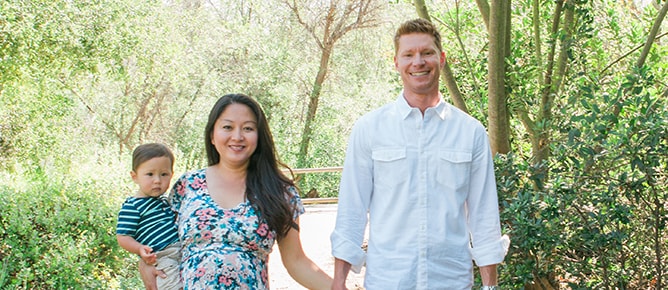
[
  {"xmin": 284, "ymin": 185, "xmax": 303, "ymax": 204},
  {"xmin": 177, "ymin": 168, "xmax": 207, "ymax": 180},
  {"xmin": 284, "ymin": 185, "xmax": 299, "ymax": 197},
  {"xmin": 284, "ymin": 185, "xmax": 305, "ymax": 217}
]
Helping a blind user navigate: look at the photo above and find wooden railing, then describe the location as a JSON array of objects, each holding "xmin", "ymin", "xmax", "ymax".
[{"xmin": 284, "ymin": 166, "xmax": 343, "ymax": 204}]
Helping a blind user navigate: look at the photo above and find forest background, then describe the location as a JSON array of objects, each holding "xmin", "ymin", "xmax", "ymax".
[{"xmin": 1, "ymin": 0, "xmax": 667, "ymax": 289}]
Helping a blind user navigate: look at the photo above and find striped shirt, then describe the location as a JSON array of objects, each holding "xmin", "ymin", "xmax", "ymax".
[{"xmin": 116, "ymin": 196, "xmax": 179, "ymax": 252}]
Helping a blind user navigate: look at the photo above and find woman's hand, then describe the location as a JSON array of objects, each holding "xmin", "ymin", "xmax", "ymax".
[{"xmin": 138, "ymin": 258, "xmax": 166, "ymax": 290}]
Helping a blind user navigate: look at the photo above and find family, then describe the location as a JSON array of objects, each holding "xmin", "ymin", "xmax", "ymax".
[{"xmin": 116, "ymin": 18, "xmax": 509, "ymax": 290}]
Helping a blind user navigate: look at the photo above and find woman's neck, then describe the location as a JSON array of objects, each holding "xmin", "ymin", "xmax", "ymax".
[{"xmin": 210, "ymin": 163, "xmax": 247, "ymax": 182}]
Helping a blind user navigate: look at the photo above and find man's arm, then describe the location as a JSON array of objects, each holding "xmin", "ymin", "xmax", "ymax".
[
  {"xmin": 468, "ymin": 125, "xmax": 509, "ymax": 277},
  {"xmin": 331, "ymin": 258, "xmax": 351, "ymax": 290},
  {"xmin": 479, "ymin": 264, "xmax": 498, "ymax": 286}
]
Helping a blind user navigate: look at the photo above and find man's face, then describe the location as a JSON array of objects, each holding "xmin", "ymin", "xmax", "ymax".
[{"xmin": 394, "ymin": 33, "xmax": 445, "ymax": 97}]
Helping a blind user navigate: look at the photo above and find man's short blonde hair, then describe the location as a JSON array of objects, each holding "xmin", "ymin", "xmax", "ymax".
[{"xmin": 394, "ymin": 18, "xmax": 443, "ymax": 55}]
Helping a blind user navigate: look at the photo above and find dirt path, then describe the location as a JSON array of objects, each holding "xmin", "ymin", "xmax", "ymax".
[{"xmin": 268, "ymin": 204, "xmax": 366, "ymax": 290}]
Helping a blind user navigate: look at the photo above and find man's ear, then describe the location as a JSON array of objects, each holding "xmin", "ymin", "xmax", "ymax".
[{"xmin": 440, "ymin": 51, "xmax": 446, "ymax": 68}]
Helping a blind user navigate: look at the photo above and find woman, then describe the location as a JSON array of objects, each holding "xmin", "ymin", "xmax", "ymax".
[{"xmin": 141, "ymin": 93, "xmax": 332, "ymax": 289}]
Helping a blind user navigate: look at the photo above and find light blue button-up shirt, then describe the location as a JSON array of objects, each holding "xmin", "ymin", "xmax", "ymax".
[{"xmin": 331, "ymin": 93, "xmax": 509, "ymax": 289}]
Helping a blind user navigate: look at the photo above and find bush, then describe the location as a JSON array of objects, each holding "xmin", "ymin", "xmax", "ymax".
[
  {"xmin": 0, "ymin": 171, "xmax": 143, "ymax": 289},
  {"xmin": 497, "ymin": 67, "xmax": 668, "ymax": 288}
]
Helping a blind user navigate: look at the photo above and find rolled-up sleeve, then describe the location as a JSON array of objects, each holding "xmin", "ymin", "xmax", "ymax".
[
  {"xmin": 330, "ymin": 117, "xmax": 373, "ymax": 273},
  {"xmin": 471, "ymin": 235, "xmax": 510, "ymax": 266},
  {"xmin": 468, "ymin": 125, "xmax": 510, "ymax": 266}
]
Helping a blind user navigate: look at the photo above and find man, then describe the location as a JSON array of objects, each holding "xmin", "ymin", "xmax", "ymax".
[{"xmin": 330, "ymin": 18, "xmax": 509, "ymax": 290}]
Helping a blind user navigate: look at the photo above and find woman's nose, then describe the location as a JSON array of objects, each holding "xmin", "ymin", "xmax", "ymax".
[{"xmin": 231, "ymin": 129, "xmax": 244, "ymax": 140}]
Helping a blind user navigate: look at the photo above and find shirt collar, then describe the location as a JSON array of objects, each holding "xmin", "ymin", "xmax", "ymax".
[{"xmin": 396, "ymin": 91, "xmax": 449, "ymax": 120}]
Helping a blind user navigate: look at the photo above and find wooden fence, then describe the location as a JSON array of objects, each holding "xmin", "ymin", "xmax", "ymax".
[{"xmin": 284, "ymin": 166, "xmax": 343, "ymax": 204}]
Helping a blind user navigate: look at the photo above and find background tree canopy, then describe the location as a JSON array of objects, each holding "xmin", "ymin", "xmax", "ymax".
[{"xmin": 0, "ymin": 0, "xmax": 666, "ymax": 288}]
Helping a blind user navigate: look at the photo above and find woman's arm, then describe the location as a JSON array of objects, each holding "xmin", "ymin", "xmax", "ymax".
[
  {"xmin": 138, "ymin": 258, "xmax": 166, "ymax": 290},
  {"xmin": 278, "ymin": 218, "xmax": 333, "ymax": 290}
]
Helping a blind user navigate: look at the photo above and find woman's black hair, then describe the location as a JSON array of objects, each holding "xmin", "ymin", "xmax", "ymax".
[{"xmin": 204, "ymin": 93, "xmax": 297, "ymax": 240}]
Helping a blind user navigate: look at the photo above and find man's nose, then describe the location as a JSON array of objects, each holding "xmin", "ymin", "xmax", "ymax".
[{"xmin": 413, "ymin": 54, "xmax": 426, "ymax": 65}]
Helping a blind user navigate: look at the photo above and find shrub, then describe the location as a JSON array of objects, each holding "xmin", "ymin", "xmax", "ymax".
[{"xmin": 0, "ymin": 171, "xmax": 143, "ymax": 289}]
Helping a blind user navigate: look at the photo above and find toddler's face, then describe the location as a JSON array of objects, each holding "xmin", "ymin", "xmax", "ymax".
[{"xmin": 131, "ymin": 156, "xmax": 173, "ymax": 198}]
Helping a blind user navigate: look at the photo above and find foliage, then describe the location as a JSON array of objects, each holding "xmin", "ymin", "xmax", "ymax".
[
  {"xmin": 497, "ymin": 58, "xmax": 668, "ymax": 289},
  {"xmin": 483, "ymin": 0, "xmax": 668, "ymax": 288},
  {"xmin": 1, "ymin": 0, "xmax": 668, "ymax": 287},
  {"xmin": 0, "ymin": 171, "xmax": 142, "ymax": 289}
]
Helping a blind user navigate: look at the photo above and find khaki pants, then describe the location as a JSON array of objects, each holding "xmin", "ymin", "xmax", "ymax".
[{"xmin": 156, "ymin": 242, "xmax": 182, "ymax": 290}]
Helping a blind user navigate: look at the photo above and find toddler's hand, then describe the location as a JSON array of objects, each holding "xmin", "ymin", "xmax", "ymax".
[{"xmin": 139, "ymin": 245, "xmax": 157, "ymax": 265}]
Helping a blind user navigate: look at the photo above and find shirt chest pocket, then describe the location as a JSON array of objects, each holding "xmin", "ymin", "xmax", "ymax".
[
  {"xmin": 371, "ymin": 148, "xmax": 408, "ymax": 189},
  {"xmin": 436, "ymin": 151, "xmax": 472, "ymax": 192}
]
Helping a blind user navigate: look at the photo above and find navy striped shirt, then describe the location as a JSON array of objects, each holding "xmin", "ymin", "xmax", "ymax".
[{"xmin": 116, "ymin": 196, "xmax": 179, "ymax": 252}]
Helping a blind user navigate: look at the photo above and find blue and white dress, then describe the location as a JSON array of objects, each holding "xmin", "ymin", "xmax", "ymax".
[{"xmin": 170, "ymin": 169, "xmax": 304, "ymax": 289}]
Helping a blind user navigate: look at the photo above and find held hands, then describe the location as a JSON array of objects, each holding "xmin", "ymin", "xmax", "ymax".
[
  {"xmin": 330, "ymin": 279, "xmax": 349, "ymax": 290},
  {"xmin": 139, "ymin": 245, "xmax": 157, "ymax": 266}
]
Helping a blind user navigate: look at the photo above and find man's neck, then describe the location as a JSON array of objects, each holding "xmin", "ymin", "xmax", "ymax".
[{"xmin": 403, "ymin": 91, "xmax": 440, "ymax": 114}]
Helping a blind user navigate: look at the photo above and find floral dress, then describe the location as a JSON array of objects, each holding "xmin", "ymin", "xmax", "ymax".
[{"xmin": 170, "ymin": 169, "xmax": 304, "ymax": 290}]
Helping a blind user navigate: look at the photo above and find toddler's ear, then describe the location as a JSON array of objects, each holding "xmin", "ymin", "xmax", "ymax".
[{"xmin": 130, "ymin": 171, "xmax": 138, "ymax": 182}]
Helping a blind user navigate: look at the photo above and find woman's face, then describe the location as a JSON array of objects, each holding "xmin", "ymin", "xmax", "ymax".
[{"xmin": 210, "ymin": 103, "xmax": 259, "ymax": 168}]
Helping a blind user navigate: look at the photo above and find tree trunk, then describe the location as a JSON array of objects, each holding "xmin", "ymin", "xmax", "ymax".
[
  {"xmin": 636, "ymin": 0, "xmax": 668, "ymax": 68},
  {"xmin": 414, "ymin": 0, "xmax": 431, "ymax": 21},
  {"xmin": 414, "ymin": 0, "xmax": 469, "ymax": 114},
  {"xmin": 289, "ymin": 0, "xmax": 382, "ymax": 169},
  {"xmin": 297, "ymin": 46, "xmax": 331, "ymax": 168},
  {"xmin": 487, "ymin": 0, "xmax": 510, "ymax": 154}
]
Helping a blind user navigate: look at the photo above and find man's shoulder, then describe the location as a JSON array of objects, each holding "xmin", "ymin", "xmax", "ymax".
[
  {"xmin": 444, "ymin": 102, "xmax": 486, "ymax": 128},
  {"xmin": 357, "ymin": 101, "xmax": 398, "ymax": 122}
]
